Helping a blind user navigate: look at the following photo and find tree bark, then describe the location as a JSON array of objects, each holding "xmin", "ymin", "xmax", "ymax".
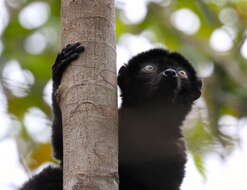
[{"xmin": 60, "ymin": 0, "xmax": 118, "ymax": 189}]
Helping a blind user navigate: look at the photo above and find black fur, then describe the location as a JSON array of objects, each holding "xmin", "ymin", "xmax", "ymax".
[
  {"xmin": 118, "ymin": 49, "xmax": 202, "ymax": 190},
  {"xmin": 20, "ymin": 167, "xmax": 62, "ymax": 190}
]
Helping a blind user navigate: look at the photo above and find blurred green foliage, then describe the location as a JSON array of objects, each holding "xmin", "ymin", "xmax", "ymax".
[{"xmin": 1, "ymin": 0, "xmax": 247, "ymax": 177}]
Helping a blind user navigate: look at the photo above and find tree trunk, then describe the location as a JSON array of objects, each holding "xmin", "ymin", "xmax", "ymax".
[{"xmin": 60, "ymin": 0, "xmax": 118, "ymax": 189}]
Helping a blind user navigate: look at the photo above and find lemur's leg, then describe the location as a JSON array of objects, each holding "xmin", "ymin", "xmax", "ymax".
[{"xmin": 20, "ymin": 167, "xmax": 63, "ymax": 190}]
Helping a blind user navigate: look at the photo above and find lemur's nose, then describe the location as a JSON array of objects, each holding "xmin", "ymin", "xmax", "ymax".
[{"xmin": 162, "ymin": 69, "xmax": 177, "ymax": 78}]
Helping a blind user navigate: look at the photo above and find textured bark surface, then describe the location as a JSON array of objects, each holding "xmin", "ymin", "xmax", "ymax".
[{"xmin": 60, "ymin": 0, "xmax": 118, "ymax": 189}]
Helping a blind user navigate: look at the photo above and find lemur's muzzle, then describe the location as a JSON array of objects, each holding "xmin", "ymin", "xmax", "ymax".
[{"xmin": 162, "ymin": 69, "xmax": 178, "ymax": 78}]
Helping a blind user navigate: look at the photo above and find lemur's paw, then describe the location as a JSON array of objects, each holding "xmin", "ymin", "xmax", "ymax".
[{"xmin": 52, "ymin": 42, "xmax": 84, "ymax": 86}]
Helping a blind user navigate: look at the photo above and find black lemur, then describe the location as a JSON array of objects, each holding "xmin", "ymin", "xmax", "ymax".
[
  {"xmin": 21, "ymin": 42, "xmax": 202, "ymax": 190},
  {"xmin": 118, "ymin": 49, "xmax": 202, "ymax": 190}
]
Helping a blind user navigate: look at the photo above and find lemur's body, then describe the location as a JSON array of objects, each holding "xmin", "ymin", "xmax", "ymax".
[{"xmin": 117, "ymin": 49, "xmax": 201, "ymax": 190}]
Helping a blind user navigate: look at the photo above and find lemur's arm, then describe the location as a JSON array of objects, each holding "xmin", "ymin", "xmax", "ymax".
[
  {"xmin": 20, "ymin": 43, "xmax": 84, "ymax": 190},
  {"xmin": 51, "ymin": 42, "xmax": 84, "ymax": 162}
]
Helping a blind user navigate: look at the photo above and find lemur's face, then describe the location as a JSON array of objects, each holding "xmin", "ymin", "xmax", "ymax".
[
  {"xmin": 118, "ymin": 49, "xmax": 202, "ymax": 104},
  {"xmin": 135, "ymin": 58, "xmax": 190, "ymax": 98}
]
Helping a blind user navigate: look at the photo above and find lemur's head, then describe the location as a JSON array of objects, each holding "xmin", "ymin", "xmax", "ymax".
[{"xmin": 118, "ymin": 49, "xmax": 202, "ymax": 106}]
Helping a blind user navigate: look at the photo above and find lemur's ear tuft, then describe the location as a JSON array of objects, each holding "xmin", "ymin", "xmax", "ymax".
[
  {"xmin": 117, "ymin": 65, "xmax": 130, "ymax": 90},
  {"xmin": 191, "ymin": 79, "xmax": 202, "ymax": 100},
  {"xmin": 196, "ymin": 79, "xmax": 202, "ymax": 90}
]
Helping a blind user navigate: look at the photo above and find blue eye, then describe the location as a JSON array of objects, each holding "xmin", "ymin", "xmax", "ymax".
[
  {"xmin": 143, "ymin": 65, "xmax": 155, "ymax": 72},
  {"xmin": 178, "ymin": 70, "xmax": 188, "ymax": 78}
]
